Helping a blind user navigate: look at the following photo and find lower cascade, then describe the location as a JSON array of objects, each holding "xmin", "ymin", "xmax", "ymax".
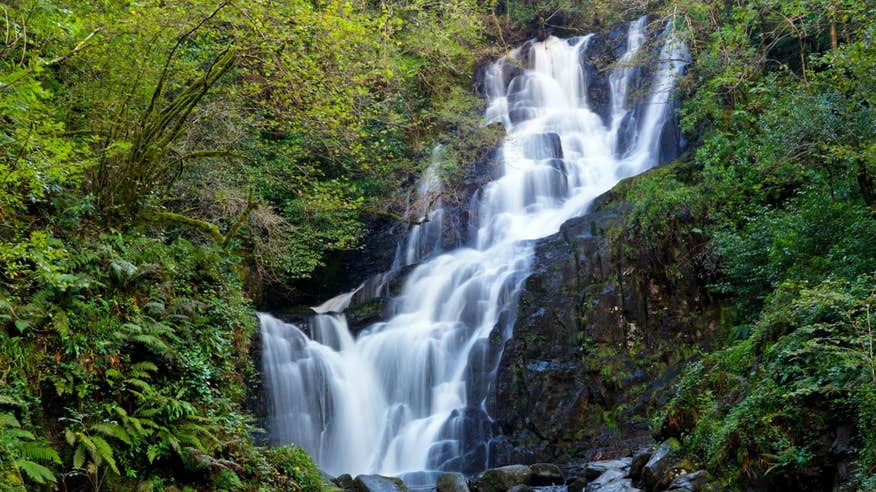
[{"xmin": 260, "ymin": 17, "xmax": 689, "ymax": 480}]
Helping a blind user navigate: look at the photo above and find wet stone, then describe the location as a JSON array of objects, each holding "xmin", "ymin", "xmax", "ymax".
[
  {"xmin": 584, "ymin": 459, "xmax": 631, "ymax": 481},
  {"xmin": 436, "ymin": 472, "xmax": 470, "ymax": 492},
  {"xmin": 353, "ymin": 474, "xmax": 408, "ymax": 492},
  {"xmin": 471, "ymin": 464, "xmax": 532, "ymax": 492},
  {"xmin": 529, "ymin": 463, "xmax": 565, "ymax": 486}
]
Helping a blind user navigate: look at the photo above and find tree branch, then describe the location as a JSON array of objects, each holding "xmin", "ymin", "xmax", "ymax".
[{"xmin": 46, "ymin": 27, "xmax": 102, "ymax": 66}]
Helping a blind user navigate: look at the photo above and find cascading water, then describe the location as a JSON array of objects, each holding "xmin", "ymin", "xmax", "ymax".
[{"xmin": 260, "ymin": 17, "xmax": 689, "ymax": 480}]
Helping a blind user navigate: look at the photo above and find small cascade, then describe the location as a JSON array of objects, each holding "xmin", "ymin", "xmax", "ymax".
[
  {"xmin": 260, "ymin": 16, "xmax": 689, "ymax": 479},
  {"xmin": 403, "ymin": 145, "xmax": 447, "ymax": 267}
]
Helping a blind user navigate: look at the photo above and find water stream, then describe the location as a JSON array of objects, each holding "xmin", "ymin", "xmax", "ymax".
[{"xmin": 260, "ymin": 17, "xmax": 689, "ymax": 479}]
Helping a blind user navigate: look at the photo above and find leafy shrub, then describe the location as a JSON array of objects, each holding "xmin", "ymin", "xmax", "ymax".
[
  {"xmin": 658, "ymin": 277, "xmax": 876, "ymax": 487},
  {"xmin": 263, "ymin": 445, "xmax": 324, "ymax": 492}
]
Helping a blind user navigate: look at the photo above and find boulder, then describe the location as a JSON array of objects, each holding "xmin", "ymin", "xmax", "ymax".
[
  {"xmin": 352, "ymin": 474, "xmax": 408, "ymax": 492},
  {"xmin": 567, "ymin": 477, "xmax": 588, "ymax": 492},
  {"xmin": 334, "ymin": 473, "xmax": 355, "ymax": 490},
  {"xmin": 642, "ymin": 439, "xmax": 680, "ymax": 491},
  {"xmin": 586, "ymin": 468, "xmax": 641, "ymax": 491},
  {"xmin": 436, "ymin": 472, "xmax": 470, "ymax": 492},
  {"xmin": 667, "ymin": 470, "xmax": 715, "ymax": 491},
  {"xmin": 629, "ymin": 449, "xmax": 652, "ymax": 480},
  {"xmin": 584, "ymin": 459, "xmax": 632, "ymax": 481},
  {"xmin": 471, "ymin": 464, "xmax": 532, "ymax": 492},
  {"xmin": 529, "ymin": 463, "xmax": 565, "ymax": 486}
]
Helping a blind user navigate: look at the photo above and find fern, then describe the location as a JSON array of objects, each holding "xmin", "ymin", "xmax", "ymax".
[
  {"xmin": 90, "ymin": 435, "xmax": 119, "ymax": 474},
  {"xmin": 73, "ymin": 444, "xmax": 86, "ymax": 469},
  {"xmin": 130, "ymin": 361, "xmax": 158, "ymax": 376},
  {"xmin": 92, "ymin": 422, "xmax": 132, "ymax": 446},
  {"xmin": 18, "ymin": 441, "xmax": 61, "ymax": 464},
  {"xmin": 0, "ymin": 413, "xmax": 20, "ymax": 427},
  {"xmin": 1, "ymin": 413, "xmax": 60, "ymax": 486},
  {"xmin": 14, "ymin": 460, "xmax": 56, "ymax": 484}
]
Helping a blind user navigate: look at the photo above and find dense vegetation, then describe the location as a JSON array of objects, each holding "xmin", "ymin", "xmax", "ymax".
[
  {"xmin": 1, "ymin": 0, "xmax": 873, "ymax": 490},
  {"xmin": 610, "ymin": 0, "xmax": 875, "ymax": 489},
  {"xmin": 0, "ymin": 0, "xmax": 496, "ymax": 489}
]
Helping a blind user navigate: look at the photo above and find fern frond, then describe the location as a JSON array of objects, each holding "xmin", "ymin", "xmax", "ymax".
[
  {"xmin": 65, "ymin": 428, "xmax": 76, "ymax": 446},
  {"xmin": 3, "ymin": 428, "xmax": 35, "ymax": 441},
  {"xmin": 131, "ymin": 334, "xmax": 169, "ymax": 352},
  {"xmin": 14, "ymin": 459, "xmax": 57, "ymax": 484},
  {"xmin": 125, "ymin": 378, "xmax": 154, "ymax": 393},
  {"xmin": 0, "ymin": 412, "xmax": 21, "ymax": 427},
  {"xmin": 19, "ymin": 441, "xmax": 62, "ymax": 464},
  {"xmin": 92, "ymin": 422, "xmax": 132, "ymax": 446},
  {"xmin": 130, "ymin": 361, "xmax": 158, "ymax": 375},
  {"xmin": 176, "ymin": 432, "xmax": 204, "ymax": 452},
  {"xmin": 90, "ymin": 435, "xmax": 119, "ymax": 474},
  {"xmin": 73, "ymin": 444, "xmax": 86, "ymax": 469}
]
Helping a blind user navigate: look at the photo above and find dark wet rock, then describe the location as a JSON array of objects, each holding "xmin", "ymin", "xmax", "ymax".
[
  {"xmin": 508, "ymin": 485, "xmax": 532, "ymax": 492},
  {"xmin": 585, "ymin": 459, "xmax": 632, "ymax": 481},
  {"xmin": 471, "ymin": 464, "xmax": 532, "ymax": 492},
  {"xmin": 334, "ymin": 474, "xmax": 355, "ymax": 490},
  {"xmin": 487, "ymin": 435, "xmax": 537, "ymax": 468},
  {"xmin": 567, "ymin": 477, "xmax": 588, "ymax": 492},
  {"xmin": 667, "ymin": 470, "xmax": 714, "ymax": 491},
  {"xmin": 436, "ymin": 472, "xmax": 470, "ymax": 492},
  {"xmin": 642, "ymin": 439, "xmax": 680, "ymax": 491},
  {"xmin": 521, "ymin": 133, "xmax": 564, "ymax": 160},
  {"xmin": 578, "ymin": 32, "xmax": 619, "ymax": 127},
  {"xmin": 353, "ymin": 474, "xmax": 408, "ymax": 492},
  {"xmin": 629, "ymin": 449, "xmax": 652, "ymax": 480},
  {"xmin": 322, "ymin": 470, "xmax": 339, "ymax": 488},
  {"xmin": 493, "ymin": 156, "xmax": 717, "ymax": 465},
  {"xmin": 530, "ymin": 463, "xmax": 565, "ymax": 486}
]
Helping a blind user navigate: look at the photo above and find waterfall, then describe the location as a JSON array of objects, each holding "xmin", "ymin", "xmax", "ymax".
[{"xmin": 260, "ymin": 17, "xmax": 689, "ymax": 479}]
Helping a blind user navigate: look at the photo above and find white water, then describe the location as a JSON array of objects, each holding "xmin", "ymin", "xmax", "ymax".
[{"xmin": 261, "ymin": 17, "xmax": 689, "ymax": 478}]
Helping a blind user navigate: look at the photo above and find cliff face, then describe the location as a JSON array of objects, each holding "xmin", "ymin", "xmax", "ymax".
[{"xmin": 489, "ymin": 164, "xmax": 720, "ymax": 465}]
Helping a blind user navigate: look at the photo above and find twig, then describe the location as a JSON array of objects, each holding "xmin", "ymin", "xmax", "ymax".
[{"xmin": 46, "ymin": 28, "xmax": 102, "ymax": 66}]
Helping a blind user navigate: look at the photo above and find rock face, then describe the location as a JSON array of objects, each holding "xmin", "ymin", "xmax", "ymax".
[
  {"xmin": 492, "ymin": 166, "xmax": 718, "ymax": 465},
  {"xmin": 578, "ymin": 24, "xmax": 629, "ymax": 127}
]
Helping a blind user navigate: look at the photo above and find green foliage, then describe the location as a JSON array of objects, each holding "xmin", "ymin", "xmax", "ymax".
[
  {"xmin": 263, "ymin": 445, "xmax": 323, "ymax": 492},
  {"xmin": 0, "ymin": 0, "xmax": 503, "ymax": 489},
  {"xmin": 537, "ymin": 0, "xmax": 876, "ymax": 488},
  {"xmin": 0, "ymin": 413, "xmax": 62, "ymax": 489},
  {"xmin": 658, "ymin": 278, "xmax": 876, "ymax": 486}
]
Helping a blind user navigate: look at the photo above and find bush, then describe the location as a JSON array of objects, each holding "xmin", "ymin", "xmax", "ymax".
[{"xmin": 264, "ymin": 445, "xmax": 324, "ymax": 492}]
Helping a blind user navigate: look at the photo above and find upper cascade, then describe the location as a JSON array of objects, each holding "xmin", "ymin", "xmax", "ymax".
[{"xmin": 260, "ymin": 16, "xmax": 690, "ymax": 481}]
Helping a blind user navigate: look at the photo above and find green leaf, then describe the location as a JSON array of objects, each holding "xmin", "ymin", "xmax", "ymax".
[
  {"xmin": 14, "ymin": 319, "xmax": 30, "ymax": 333},
  {"xmin": 73, "ymin": 445, "xmax": 86, "ymax": 469},
  {"xmin": 64, "ymin": 428, "xmax": 76, "ymax": 446}
]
